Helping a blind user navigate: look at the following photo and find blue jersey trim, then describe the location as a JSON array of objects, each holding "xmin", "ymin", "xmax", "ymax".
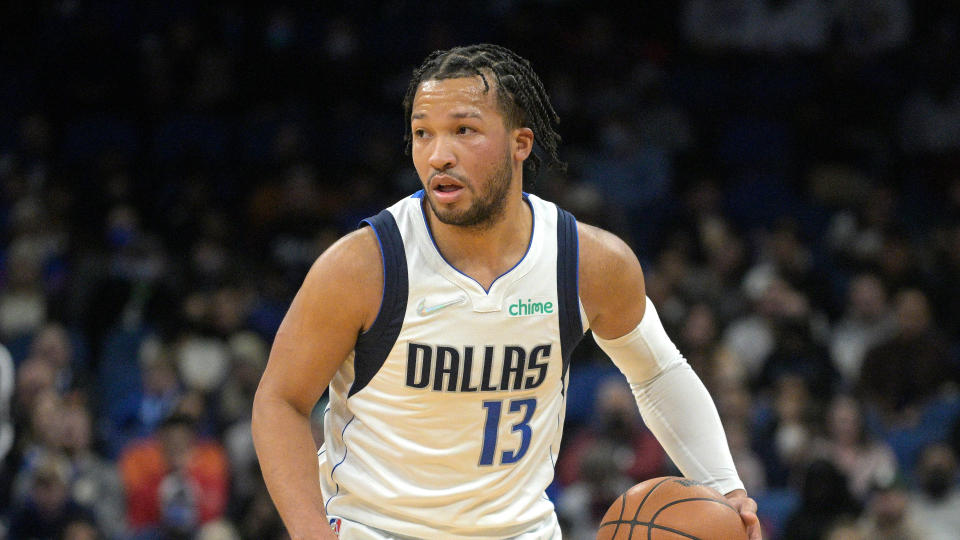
[
  {"xmin": 324, "ymin": 485, "xmax": 340, "ymax": 514},
  {"xmin": 418, "ymin": 193, "xmax": 535, "ymax": 294},
  {"xmin": 353, "ymin": 210, "xmax": 408, "ymax": 397},
  {"xmin": 325, "ymin": 416, "xmax": 356, "ymax": 514},
  {"xmin": 330, "ymin": 416, "xmax": 355, "ymax": 476},
  {"xmin": 556, "ymin": 207, "xmax": 584, "ymax": 380}
]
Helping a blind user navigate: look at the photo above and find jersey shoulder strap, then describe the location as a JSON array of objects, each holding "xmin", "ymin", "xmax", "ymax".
[
  {"xmin": 352, "ymin": 209, "xmax": 408, "ymax": 397},
  {"xmin": 555, "ymin": 206, "xmax": 583, "ymax": 378}
]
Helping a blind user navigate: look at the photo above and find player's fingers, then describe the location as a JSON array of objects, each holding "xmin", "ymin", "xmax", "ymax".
[
  {"xmin": 737, "ymin": 495, "xmax": 758, "ymax": 514},
  {"xmin": 739, "ymin": 509, "xmax": 761, "ymax": 540},
  {"xmin": 724, "ymin": 491, "xmax": 761, "ymax": 539}
]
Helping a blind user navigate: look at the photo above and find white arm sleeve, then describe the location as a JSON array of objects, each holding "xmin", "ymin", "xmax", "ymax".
[{"xmin": 593, "ymin": 298, "xmax": 745, "ymax": 495}]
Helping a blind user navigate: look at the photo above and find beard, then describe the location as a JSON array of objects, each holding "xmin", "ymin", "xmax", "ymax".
[{"xmin": 424, "ymin": 148, "xmax": 513, "ymax": 231}]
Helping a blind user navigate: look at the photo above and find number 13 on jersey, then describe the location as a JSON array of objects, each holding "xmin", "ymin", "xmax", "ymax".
[{"xmin": 479, "ymin": 398, "xmax": 537, "ymax": 466}]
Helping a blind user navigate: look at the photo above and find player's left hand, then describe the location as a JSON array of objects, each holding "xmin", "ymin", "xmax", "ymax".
[{"xmin": 724, "ymin": 489, "xmax": 761, "ymax": 540}]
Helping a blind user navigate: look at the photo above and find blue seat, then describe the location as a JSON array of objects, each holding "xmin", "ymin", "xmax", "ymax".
[{"xmin": 565, "ymin": 361, "xmax": 622, "ymax": 425}]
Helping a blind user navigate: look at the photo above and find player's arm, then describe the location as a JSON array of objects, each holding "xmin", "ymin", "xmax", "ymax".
[
  {"xmin": 578, "ymin": 223, "xmax": 761, "ymax": 540},
  {"xmin": 252, "ymin": 227, "xmax": 382, "ymax": 540}
]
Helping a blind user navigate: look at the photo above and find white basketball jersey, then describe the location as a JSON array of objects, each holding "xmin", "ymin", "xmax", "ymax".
[{"xmin": 318, "ymin": 192, "xmax": 586, "ymax": 539}]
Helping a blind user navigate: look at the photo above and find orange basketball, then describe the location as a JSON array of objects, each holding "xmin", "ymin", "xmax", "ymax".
[{"xmin": 596, "ymin": 476, "xmax": 747, "ymax": 540}]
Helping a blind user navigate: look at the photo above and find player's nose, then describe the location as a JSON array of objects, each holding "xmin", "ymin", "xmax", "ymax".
[{"xmin": 427, "ymin": 135, "xmax": 456, "ymax": 171}]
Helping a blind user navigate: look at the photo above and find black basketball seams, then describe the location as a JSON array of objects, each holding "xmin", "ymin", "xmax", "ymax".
[
  {"xmin": 597, "ymin": 493, "xmax": 737, "ymax": 539},
  {"xmin": 603, "ymin": 477, "xmax": 676, "ymax": 538},
  {"xmin": 596, "ymin": 519, "xmax": 703, "ymax": 540},
  {"xmin": 610, "ymin": 492, "xmax": 628, "ymax": 538},
  {"xmin": 646, "ymin": 497, "xmax": 739, "ymax": 540},
  {"xmin": 628, "ymin": 477, "xmax": 673, "ymax": 537}
]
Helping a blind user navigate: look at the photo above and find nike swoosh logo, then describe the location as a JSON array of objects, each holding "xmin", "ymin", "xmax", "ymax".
[{"xmin": 416, "ymin": 296, "xmax": 466, "ymax": 316}]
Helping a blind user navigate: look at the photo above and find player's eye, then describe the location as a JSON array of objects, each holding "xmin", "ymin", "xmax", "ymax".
[
  {"xmin": 456, "ymin": 126, "xmax": 475, "ymax": 135},
  {"xmin": 413, "ymin": 128, "xmax": 427, "ymax": 139}
]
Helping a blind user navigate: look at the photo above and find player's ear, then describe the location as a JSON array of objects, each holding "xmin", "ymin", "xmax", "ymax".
[{"xmin": 513, "ymin": 127, "xmax": 534, "ymax": 162}]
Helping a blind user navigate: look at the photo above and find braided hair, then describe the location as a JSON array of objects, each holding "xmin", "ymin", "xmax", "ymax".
[{"xmin": 402, "ymin": 44, "xmax": 566, "ymax": 186}]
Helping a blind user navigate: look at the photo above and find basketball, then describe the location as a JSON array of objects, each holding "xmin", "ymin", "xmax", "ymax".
[{"xmin": 596, "ymin": 476, "xmax": 747, "ymax": 540}]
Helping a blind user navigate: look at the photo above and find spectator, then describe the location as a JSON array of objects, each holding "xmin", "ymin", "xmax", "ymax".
[
  {"xmin": 823, "ymin": 519, "xmax": 866, "ymax": 540},
  {"xmin": 218, "ymin": 331, "xmax": 267, "ymax": 427},
  {"xmin": 59, "ymin": 401, "xmax": 126, "ymax": 540},
  {"xmin": 678, "ymin": 302, "xmax": 727, "ymax": 391},
  {"xmin": 725, "ymin": 417, "xmax": 767, "ymax": 495},
  {"xmin": 102, "ymin": 344, "xmax": 182, "ymax": 456},
  {"xmin": 859, "ymin": 288, "xmax": 954, "ymax": 426},
  {"xmin": 11, "ymin": 389, "xmax": 65, "ymax": 503},
  {"xmin": 756, "ymin": 308, "xmax": 838, "ymax": 404},
  {"xmin": 721, "ymin": 275, "xmax": 782, "ymax": 381},
  {"xmin": 750, "ymin": 220, "xmax": 820, "ymax": 308},
  {"xmin": 174, "ymin": 335, "xmax": 230, "ymax": 401},
  {"xmin": 752, "ymin": 373, "xmax": 817, "ymax": 489},
  {"xmin": 196, "ymin": 519, "xmax": 241, "ymax": 540},
  {"xmin": 118, "ymin": 412, "xmax": 229, "ymax": 533},
  {"xmin": 233, "ymin": 469, "xmax": 287, "ymax": 540},
  {"xmin": 810, "ymin": 394, "xmax": 898, "ymax": 503},
  {"xmin": 875, "ymin": 233, "xmax": 925, "ymax": 293},
  {"xmin": 7, "ymin": 453, "xmax": 96, "ymax": 540},
  {"xmin": 0, "ymin": 241, "xmax": 47, "ymax": 343},
  {"xmin": 781, "ymin": 459, "xmax": 861, "ymax": 540},
  {"xmin": 907, "ymin": 443, "xmax": 960, "ymax": 540},
  {"xmin": 825, "ymin": 185, "xmax": 896, "ymax": 271},
  {"xmin": 220, "ymin": 332, "xmax": 268, "ymax": 506},
  {"xmin": 62, "ymin": 517, "xmax": 103, "ymax": 540},
  {"xmin": 555, "ymin": 377, "xmax": 668, "ymax": 489},
  {"xmin": 659, "ymin": 177, "xmax": 741, "ymax": 304},
  {"xmin": 12, "ymin": 355, "xmax": 56, "ymax": 415},
  {"xmin": 28, "ymin": 322, "xmax": 82, "ymax": 393},
  {"xmin": 857, "ymin": 476, "xmax": 930, "ymax": 540},
  {"xmin": 829, "ymin": 274, "xmax": 896, "ymax": 388},
  {"xmin": 646, "ymin": 247, "xmax": 695, "ymax": 330},
  {"xmin": 8, "ymin": 356, "xmax": 58, "ymax": 503}
]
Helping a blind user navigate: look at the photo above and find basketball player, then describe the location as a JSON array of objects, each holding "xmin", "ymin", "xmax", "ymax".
[{"xmin": 252, "ymin": 44, "xmax": 762, "ymax": 539}]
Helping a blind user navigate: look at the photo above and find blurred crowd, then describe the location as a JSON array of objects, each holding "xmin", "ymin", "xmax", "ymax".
[{"xmin": 1, "ymin": 2, "xmax": 960, "ymax": 539}]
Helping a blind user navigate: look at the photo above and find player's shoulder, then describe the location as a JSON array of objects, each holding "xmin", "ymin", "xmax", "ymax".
[
  {"xmin": 298, "ymin": 225, "xmax": 383, "ymax": 330},
  {"xmin": 315, "ymin": 225, "xmax": 381, "ymax": 276},
  {"xmin": 575, "ymin": 221, "xmax": 647, "ymax": 336},
  {"xmin": 576, "ymin": 221, "xmax": 641, "ymax": 277}
]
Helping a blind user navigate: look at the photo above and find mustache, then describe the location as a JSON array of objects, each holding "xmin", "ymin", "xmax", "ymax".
[{"xmin": 429, "ymin": 170, "xmax": 468, "ymax": 183}]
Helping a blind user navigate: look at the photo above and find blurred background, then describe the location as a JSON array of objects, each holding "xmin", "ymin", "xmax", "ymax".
[{"xmin": 2, "ymin": 1, "xmax": 960, "ymax": 539}]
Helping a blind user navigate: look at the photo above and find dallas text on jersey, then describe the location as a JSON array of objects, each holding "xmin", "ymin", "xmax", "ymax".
[{"xmin": 405, "ymin": 343, "xmax": 552, "ymax": 392}]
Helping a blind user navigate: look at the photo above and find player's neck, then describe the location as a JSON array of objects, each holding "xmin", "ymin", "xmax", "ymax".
[{"xmin": 427, "ymin": 194, "xmax": 532, "ymax": 290}]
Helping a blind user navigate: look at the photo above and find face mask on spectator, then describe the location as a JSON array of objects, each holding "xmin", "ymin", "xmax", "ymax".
[{"xmin": 919, "ymin": 468, "xmax": 953, "ymax": 500}]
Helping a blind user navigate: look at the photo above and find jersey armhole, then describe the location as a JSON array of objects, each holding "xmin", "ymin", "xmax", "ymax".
[
  {"xmin": 556, "ymin": 207, "xmax": 584, "ymax": 380},
  {"xmin": 352, "ymin": 210, "xmax": 408, "ymax": 396}
]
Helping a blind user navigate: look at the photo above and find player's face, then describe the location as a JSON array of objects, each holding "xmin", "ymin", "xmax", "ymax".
[{"xmin": 410, "ymin": 76, "xmax": 519, "ymax": 229}]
